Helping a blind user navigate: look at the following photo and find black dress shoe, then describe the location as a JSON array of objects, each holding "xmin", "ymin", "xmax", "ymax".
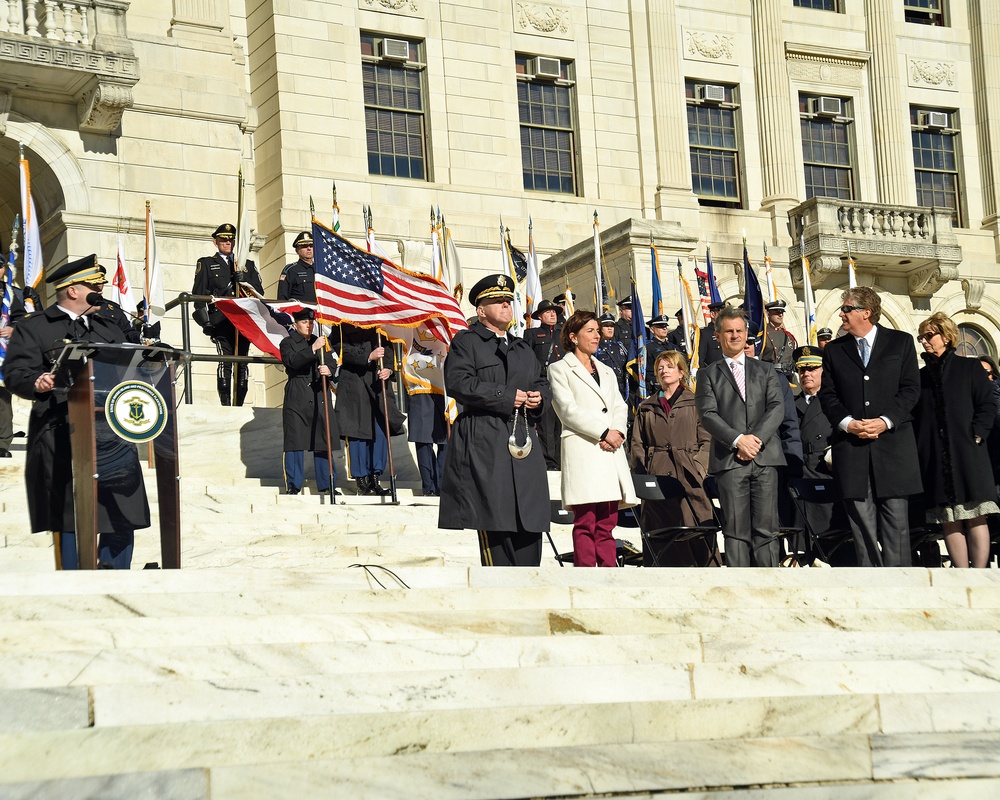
[
  {"xmin": 285, "ymin": 487, "xmax": 300, "ymax": 495},
  {"xmin": 0, "ymin": 449, "xmax": 11, "ymax": 458}
]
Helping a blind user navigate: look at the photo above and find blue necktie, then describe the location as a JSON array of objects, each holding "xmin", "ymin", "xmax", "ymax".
[{"xmin": 858, "ymin": 337, "xmax": 870, "ymax": 367}]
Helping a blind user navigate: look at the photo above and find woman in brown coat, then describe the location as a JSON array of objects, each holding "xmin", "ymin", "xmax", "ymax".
[{"xmin": 629, "ymin": 350, "xmax": 718, "ymax": 566}]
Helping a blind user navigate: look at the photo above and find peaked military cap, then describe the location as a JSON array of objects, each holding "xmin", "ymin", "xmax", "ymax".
[
  {"xmin": 212, "ymin": 223, "xmax": 237, "ymax": 240},
  {"xmin": 708, "ymin": 300, "xmax": 727, "ymax": 311},
  {"xmin": 793, "ymin": 346, "xmax": 824, "ymax": 369},
  {"xmin": 293, "ymin": 308, "xmax": 315, "ymax": 322},
  {"xmin": 649, "ymin": 313, "xmax": 671, "ymax": 327},
  {"xmin": 553, "ymin": 293, "xmax": 567, "ymax": 305},
  {"xmin": 765, "ymin": 299, "xmax": 787, "ymax": 312},
  {"xmin": 47, "ymin": 255, "xmax": 107, "ymax": 290},
  {"xmin": 674, "ymin": 308, "xmax": 683, "ymax": 318},
  {"xmin": 531, "ymin": 299, "xmax": 561, "ymax": 319},
  {"xmin": 598, "ymin": 312, "xmax": 616, "ymax": 326},
  {"xmin": 292, "ymin": 231, "xmax": 313, "ymax": 249},
  {"xmin": 616, "ymin": 296, "xmax": 632, "ymax": 308},
  {"xmin": 469, "ymin": 274, "xmax": 515, "ymax": 306},
  {"xmin": 816, "ymin": 327, "xmax": 834, "ymax": 340}
]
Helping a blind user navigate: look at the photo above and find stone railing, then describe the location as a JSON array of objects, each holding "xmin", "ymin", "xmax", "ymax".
[
  {"xmin": 0, "ymin": 0, "xmax": 137, "ymax": 134},
  {"xmin": 789, "ymin": 197, "xmax": 962, "ymax": 297}
]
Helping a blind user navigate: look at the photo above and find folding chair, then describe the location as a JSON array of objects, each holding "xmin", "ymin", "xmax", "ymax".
[
  {"xmin": 546, "ymin": 500, "xmax": 572, "ymax": 566},
  {"xmin": 787, "ymin": 477, "xmax": 854, "ymax": 565},
  {"xmin": 631, "ymin": 473, "xmax": 721, "ymax": 567}
]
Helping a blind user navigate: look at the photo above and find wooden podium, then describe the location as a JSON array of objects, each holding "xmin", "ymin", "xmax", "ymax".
[{"xmin": 60, "ymin": 342, "xmax": 185, "ymax": 569}]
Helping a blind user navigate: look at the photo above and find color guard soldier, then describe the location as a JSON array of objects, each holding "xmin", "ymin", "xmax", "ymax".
[
  {"xmin": 698, "ymin": 300, "xmax": 726, "ymax": 366},
  {"xmin": 817, "ymin": 327, "xmax": 834, "ymax": 349},
  {"xmin": 666, "ymin": 308, "xmax": 689, "ymax": 360},
  {"xmin": 645, "ymin": 313, "xmax": 675, "ymax": 394},
  {"xmin": 523, "ymin": 298, "xmax": 564, "ymax": 470},
  {"xmin": 277, "ymin": 231, "xmax": 317, "ymax": 303},
  {"xmin": 192, "ymin": 223, "xmax": 264, "ymax": 406},
  {"xmin": 760, "ymin": 299, "xmax": 798, "ymax": 381},
  {"xmin": 0, "ymin": 250, "xmax": 27, "ymax": 458},
  {"xmin": 614, "ymin": 296, "xmax": 633, "ymax": 351},
  {"xmin": 595, "ymin": 312, "xmax": 628, "ymax": 402}
]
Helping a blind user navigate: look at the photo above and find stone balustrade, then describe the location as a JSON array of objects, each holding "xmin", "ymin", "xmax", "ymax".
[
  {"xmin": 0, "ymin": 0, "xmax": 137, "ymax": 134},
  {"xmin": 788, "ymin": 197, "xmax": 962, "ymax": 297}
]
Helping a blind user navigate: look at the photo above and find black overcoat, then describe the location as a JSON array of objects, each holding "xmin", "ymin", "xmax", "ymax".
[
  {"xmin": 279, "ymin": 331, "xmax": 339, "ymax": 452},
  {"xmin": 3, "ymin": 307, "xmax": 150, "ymax": 533},
  {"xmin": 438, "ymin": 322, "xmax": 551, "ymax": 532},
  {"xmin": 818, "ymin": 325, "xmax": 922, "ymax": 500},
  {"xmin": 914, "ymin": 349, "xmax": 996, "ymax": 507},
  {"xmin": 333, "ymin": 324, "xmax": 404, "ymax": 440},
  {"xmin": 191, "ymin": 254, "xmax": 264, "ymax": 326}
]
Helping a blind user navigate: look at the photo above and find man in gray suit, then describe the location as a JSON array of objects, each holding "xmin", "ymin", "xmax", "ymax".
[{"xmin": 696, "ymin": 307, "xmax": 786, "ymax": 566}]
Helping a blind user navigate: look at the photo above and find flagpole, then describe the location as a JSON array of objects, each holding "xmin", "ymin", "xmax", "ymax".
[
  {"xmin": 319, "ymin": 347, "xmax": 337, "ymax": 505},
  {"xmin": 144, "ymin": 201, "xmax": 151, "ymax": 328},
  {"xmin": 376, "ymin": 331, "xmax": 398, "ymax": 504},
  {"xmin": 232, "ymin": 167, "xmax": 244, "ymax": 405}
]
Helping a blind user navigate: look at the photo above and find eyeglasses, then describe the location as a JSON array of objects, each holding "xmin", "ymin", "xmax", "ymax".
[
  {"xmin": 916, "ymin": 331, "xmax": 940, "ymax": 342},
  {"xmin": 839, "ymin": 305, "xmax": 864, "ymax": 314},
  {"xmin": 769, "ymin": 310, "xmax": 785, "ymax": 315}
]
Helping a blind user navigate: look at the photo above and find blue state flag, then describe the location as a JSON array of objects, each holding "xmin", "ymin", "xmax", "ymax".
[
  {"xmin": 743, "ymin": 244, "xmax": 765, "ymax": 355},
  {"xmin": 625, "ymin": 280, "xmax": 647, "ymax": 411}
]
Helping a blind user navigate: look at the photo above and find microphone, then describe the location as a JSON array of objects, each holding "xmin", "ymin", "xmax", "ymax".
[{"xmin": 85, "ymin": 292, "xmax": 104, "ymax": 308}]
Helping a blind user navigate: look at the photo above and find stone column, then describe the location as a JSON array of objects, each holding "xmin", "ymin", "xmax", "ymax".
[
  {"xmin": 751, "ymin": 0, "xmax": 799, "ymax": 218},
  {"xmin": 970, "ymin": 0, "xmax": 1000, "ymax": 252},
  {"xmin": 645, "ymin": 0, "xmax": 699, "ymax": 216},
  {"xmin": 864, "ymin": 0, "xmax": 914, "ymax": 205}
]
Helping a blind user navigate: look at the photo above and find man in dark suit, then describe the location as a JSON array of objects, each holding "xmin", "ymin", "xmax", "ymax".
[
  {"xmin": 191, "ymin": 223, "xmax": 265, "ymax": 406},
  {"xmin": 696, "ymin": 307, "xmax": 786, "ymax": 566},
  {"xmin": 818, "ymin": 287, "xmax": 921, "ymax": 567}
]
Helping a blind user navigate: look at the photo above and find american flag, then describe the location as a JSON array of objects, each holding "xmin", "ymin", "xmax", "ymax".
[
  {"xmin": 695, "ymin": 267, "xmax": 712, "ymax": 324},
  {"xmin": 312, "ymin": 221, "xmax": 467, "ymax": 345}
]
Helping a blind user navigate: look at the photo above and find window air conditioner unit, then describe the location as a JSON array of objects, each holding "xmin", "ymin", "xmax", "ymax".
[
  {"xmin": 921, "ymin": 111, "xmax": 949, "ymax": 129},
  {"xmin": 378, "ymin": 38, "xmax": 410, "ymax": 60},
  {"xmin": 531, "ymin": 56, "xmax": 562, "ymax": 80},
  {"xmin": 696, "ymin": 84, "xmax": 726, "ymax": 103},
  {"xmin": 810, "ymin": 96, "xmax": 842, "ymax": 117}
]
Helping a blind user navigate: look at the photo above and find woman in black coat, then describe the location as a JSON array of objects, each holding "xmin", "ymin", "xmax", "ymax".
[
  {"xmin": 914, "ymin": 313, "xmax": 997, "ymax": 568},
  {"xmin": 279, "ymin": 310, "xmax": 340, "ymax": 495}
]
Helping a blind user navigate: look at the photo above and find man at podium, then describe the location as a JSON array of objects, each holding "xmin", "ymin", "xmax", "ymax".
[{"xmin": 3, "ymin": 256, "xmax": 150, "ymax": 570}]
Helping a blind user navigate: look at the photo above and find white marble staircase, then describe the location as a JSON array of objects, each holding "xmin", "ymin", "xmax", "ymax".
[{"xmin": 1, "ymin": 401, "xmax": 1000, "ymax": 798}]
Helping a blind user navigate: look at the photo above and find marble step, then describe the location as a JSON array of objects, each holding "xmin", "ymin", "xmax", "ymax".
[
  {"xmin": 4, "ymin": 629, "xmax": 1000, "ymax": 690},
  {"xmin": 5, "ymin": 692, "xmax": 998, "ymax": 783}
]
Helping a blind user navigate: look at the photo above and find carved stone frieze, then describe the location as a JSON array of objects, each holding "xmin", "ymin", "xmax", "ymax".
[
  {"xmin": 908, "ymin": 58, "xmax": 956, "ymax": 89},
  {"xmin": 683, "ymin": 28, "xmax": 735, "ymax": 64},
  {"xmin": 0, "ymin": 38, "xmax": 139, "ymax": 80},
  {"xmin": 77, "ymin": 80, "xmax": 134, "ymax": 134},
  {"xmin": 785, "ymin": 43, "xmax": 869, "ymax": 89},
  {"xmin": 514, "ymin": 2, "xmax": 571, "ymax": 39},
  {"xmin": 359, "ymin": 0, "xmax": 421, "ymax": 16},
  {"xmin": 962, "ymin": 278, "xmax": 986, "ymax": 310}
]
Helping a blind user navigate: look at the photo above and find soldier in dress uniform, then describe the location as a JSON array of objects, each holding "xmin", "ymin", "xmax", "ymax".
[
  {"xmin": 439, "ymin": 274, "xmax": 551, "ymax": 567},
  {"xmin": 523, "ymin": 298, "xmax": 564, "ymax": 470},
  {"xmin": 666, "ymin": 308, "xmax": 689, "ymax": 361},
  {"xmin": 334, "ymin": 322, "xmax": 405, "ymax": 496},
  {"xmin": 613, "ymin": 296, "xmax": 633, "ymax": 352},
  {"xmin": 191, "ymin": 223, "xmax": 265, "ymax": 406},
  {"xmin": 645, "ymin": 313, "xmax": 676, "ymax": 394},
  {"xmin": 817, "ymin": 327, "xmax": 833, "ymax": 350},
  {"xmin": 402, "ymin": 334, "xmax": 450, "ymax": 496},
  {"xmin": 697, "ymin": 300, "xmax": 726, "ymax": 367},
  {"xmin": 595, "ymin": 312, "xmax": 629, "ymax": 402},
  {"xmin": 760, "ymin": 299, "xmax": 798, "ymax": 383},
  {"xmin": 3, "ymin": 256, "xmax": 150, "ymax": 569},
  {"xmin": 277, "ymin": 231, "xmax": 317, "ymax": 303},
  {"xmin": 279, "ymin": 308, "xmax": 339, "ymax": 496}
]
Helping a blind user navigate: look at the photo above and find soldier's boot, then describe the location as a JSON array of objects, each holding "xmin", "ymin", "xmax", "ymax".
[
  {"xmin": 356, "ymin": 476, "xmax": 372, "ymax": 496},
  {"xmin": 368, "ymin": 473, "xmax": 391, "ymax": 496},
  {"xmin": 234, "ymin": 365, "xmax": 250, "ymax": 407},
  {"xmin": 217, "ymin": 365, "xmax": 232, "ymax": 406}
]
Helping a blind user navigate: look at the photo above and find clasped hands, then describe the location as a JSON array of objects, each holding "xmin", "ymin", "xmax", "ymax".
[
  {"xmin": 600, "ymin": 429, "xmax": 625, "ymax": 453},
  {"xmin": 735, "ymin": 434, "xmax": 763, "ymax": 462},
  {"xmin": 513, "ymin": 389, "xmax": 542, "ymax": 410},
  {"xmin": 846, "ymin": 418, "xmax": 888, "ymax": 439}
]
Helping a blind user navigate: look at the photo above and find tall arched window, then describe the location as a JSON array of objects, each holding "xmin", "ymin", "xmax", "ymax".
[{"xmin": 956, "ymin": 324, "xmax": 994, "ymax": 358}]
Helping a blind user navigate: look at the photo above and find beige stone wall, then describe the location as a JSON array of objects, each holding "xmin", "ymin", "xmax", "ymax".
[{"xmin": 5, "ymin": 0, "xmax": 1000, "ymax": 407}]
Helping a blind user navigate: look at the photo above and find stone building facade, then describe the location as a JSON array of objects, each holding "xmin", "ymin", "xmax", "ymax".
[{"xmin": 2, "ymin": 0, "xmax": 999, "ymax": 404}]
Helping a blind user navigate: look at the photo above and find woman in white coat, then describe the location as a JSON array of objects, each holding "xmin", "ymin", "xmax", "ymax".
[{"xmin": 548, "ymin": 310, "xmax": 638, "ymax": 566}]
